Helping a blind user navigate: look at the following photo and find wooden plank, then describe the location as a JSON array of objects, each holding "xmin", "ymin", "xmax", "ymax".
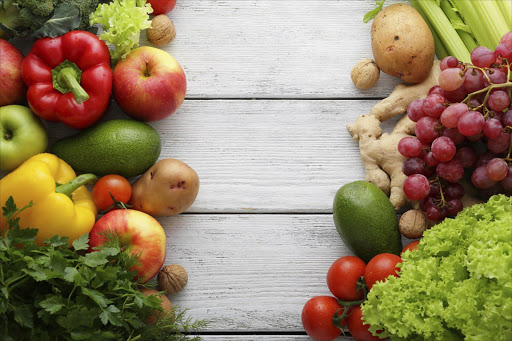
[
  {"xmin": 159, "ymin": 213, "xmax": 349, "ymax": 332},
  {"xmin": 150, "ymin": 0, "xmax": 402, "ymax": 98},
  {"xmin": 46, "ymin": 99, "xmax": 406, "ymax": 213},
  {"xmin": 157, "ymin": 214, "xmax": 412, "ymax": 332}
]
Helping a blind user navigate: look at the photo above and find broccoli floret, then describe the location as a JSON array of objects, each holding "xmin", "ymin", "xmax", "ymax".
[
  {"xmin": 17, "ymin": 7, "xmax": 48, "ymax": 31},
  {"xmin": 17, "ymin": 0, "xmax": 53, "ymax": 17},
  {"xmin": 59, "ymin": 0, "xmax": 102, "ymax": 31}
]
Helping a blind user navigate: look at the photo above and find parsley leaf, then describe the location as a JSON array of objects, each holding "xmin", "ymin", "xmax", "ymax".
[
  {"xmin": 72, "ymin": 234, "xmax": 89, "ymax": 251},
  {"xmin": 0, "ymin": 197, "xmax": 207, "ymax": 340},
  {"xmin": 363, "ymin": 0, "xmax": 386, "ymax": 23}
]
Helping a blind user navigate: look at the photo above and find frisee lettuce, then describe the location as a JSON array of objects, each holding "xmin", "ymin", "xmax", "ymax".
[
  {"xmin": 89, "ymin": 0, "xmax": 153, "ymax": 63},
  {"xmin": 362, "ymin": 194, "xmax": 512, "ymax": 341}
]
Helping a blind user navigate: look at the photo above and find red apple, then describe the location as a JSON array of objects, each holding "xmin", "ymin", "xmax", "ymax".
[
  {"xmin": 113, "ymin": 46, "xmax": 186, "ymax": 121},
  {"xmin": 147, "ymin": 0, "xmax": 176, "ymax": 15},
  {"xmin": 88, "ymin": 209, "xmax": 167, "ymax": 283},
  {"xmin": 0, "ymin": 39, "xmax": 25, "ymax": 106}
]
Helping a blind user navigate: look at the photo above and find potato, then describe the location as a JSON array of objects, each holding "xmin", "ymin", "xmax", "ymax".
[
  {"xmin": 371, "ymin": 3, "xmax": 435, "ymax": 84},
  {"xmin": 130, "ymin": 159, "xmax": 199, "ymax": 216},
  {"xmin": 140, "ymin": 288, "xmax": 173, "ymax": 325}
]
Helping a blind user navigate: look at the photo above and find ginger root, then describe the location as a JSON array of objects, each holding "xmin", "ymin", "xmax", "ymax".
[{"xmin": 347, "ymin": 61, "xmax": 441, "ymax": 211}]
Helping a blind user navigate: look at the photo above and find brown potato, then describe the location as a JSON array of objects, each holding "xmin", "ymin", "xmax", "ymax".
[
  {"xmin": 371, "ymin": 3, "xmax": 435, "ymax": 84},
  {"xmin": 140, "ymin": 288, "xmax": 173, "ymax": 325},
  {"xmin": 130, "ymin": 159, "xmax": 199, "ymax": 216}
]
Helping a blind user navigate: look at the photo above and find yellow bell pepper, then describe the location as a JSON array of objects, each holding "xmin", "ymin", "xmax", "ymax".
[{"xmin": 0, "ymin": 153, "xmax": 97, "ymax": 245}]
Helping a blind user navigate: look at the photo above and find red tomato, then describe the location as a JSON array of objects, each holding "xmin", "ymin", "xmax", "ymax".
[
  {"xmin": 364, "ymin": 253, "xmax": 402, "ymax": 291},
  {"xmin": 92, "ymin": 174, "xmax": 132, "ymax": 212},
  {"xmin": 327, "ymin": 256, "xmax": 366, "ymax": 301},
  {"xmin": 147, "ymin": 0, "xmax": 176, "ymax": 15},
  {"xmin": 401, "ymin": 240, "xmax": 420, "ymax": 255},
  {"xmin": 301, "ymin": 296, "xmax": 346, "ymax": 341},
  {"xmin": 347, "ymin": 305, "xmax": 382, "ymax": 341}
]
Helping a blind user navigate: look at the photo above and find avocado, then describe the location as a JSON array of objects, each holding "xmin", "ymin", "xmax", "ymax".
[
  {"xmin": 51, "ymin": 119, "xmax": 161, "ymax": 178},
  {"xmin": 333, "ymin": 181, "xmax": 402, "ymax": 262}
]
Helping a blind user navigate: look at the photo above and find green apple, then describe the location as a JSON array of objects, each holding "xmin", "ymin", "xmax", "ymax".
[{"xmin": 0, "ymin": 105, "xmax": 48, "ymax": 172}]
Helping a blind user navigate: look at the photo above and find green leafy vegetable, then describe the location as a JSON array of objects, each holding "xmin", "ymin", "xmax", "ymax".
[
  {"xmin": 32, "ymin": 3, "xmax": 80, "ymax": 38},
  {"xmin": 0, "ymin": 0, "xmax": 107, "ymax": 39},
  {"xmin": 89, "ymin": 0, "xmax": 153, "ymax": 63},
  {"xmin": 0, "ymin": 197, "xmax": 206, "ymax": 340},
  {"xmin": 362, "ymin": 195, "xmax": 512, "ymax": 341},
  {"xmin": 363, "ymin": 0, "xmax": 385, "ymax": 23}
]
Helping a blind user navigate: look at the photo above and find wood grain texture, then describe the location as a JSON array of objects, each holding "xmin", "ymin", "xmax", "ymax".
[
  {"xmin": 141, "ymin": 0, "xmax": 403, "ymax": 98},
  {"xmin": 160, "ymin": 214, "xmax": 349, "ymax": 332},
  {"xmin": 46, "ymin": 99, "xmax": 406, "ymax": 213}
]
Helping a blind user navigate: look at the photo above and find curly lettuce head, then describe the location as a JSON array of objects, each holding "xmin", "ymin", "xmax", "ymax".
[
  {"xmin": 89, "ymin": 0, "xmax": 153, "ymax": 63},
  {"xmin": 362, "ymin": 194, "xmax": 512, "ymax": 341}
]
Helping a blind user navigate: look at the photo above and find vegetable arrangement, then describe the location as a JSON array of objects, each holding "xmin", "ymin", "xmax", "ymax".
[
  {"xmin": 302, "ymin": 251, "xmax": 405, "ymax": 341},
  {"xmin": 363, "ymin": 195, "xmax": 512, "ymax": 340},
  {"xmin": 0, "ymin": 0, "xmax": 204, "ymax": 338},
  {"xmin": 325, "ymin": 2, "xmax": 512, "ymax": 341},
  {"xmin": 0, "ymin": 197, "xmax": 206, "ymax": 340}
]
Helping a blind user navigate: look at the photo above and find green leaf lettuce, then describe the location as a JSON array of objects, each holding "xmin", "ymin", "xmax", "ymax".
[
  {"xmin": 89, "ymin": 0, "xmax": 153, "ymax": 63},
  {"xmin": 362, "ymin": 194, "xmax": 512, "ymax": 341}
]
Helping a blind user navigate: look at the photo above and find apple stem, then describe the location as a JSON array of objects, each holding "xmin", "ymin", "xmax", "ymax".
[
  {"xmin": 52, "ymin": 60, "xmax": 90, "ymax": 104},
  {"xmin": 144, "ymin": 61, "xmax": 151, "ymax": 77},
  {"xmin": 56, "ymin": 174, "xmax": 98, "ymax": 197}
]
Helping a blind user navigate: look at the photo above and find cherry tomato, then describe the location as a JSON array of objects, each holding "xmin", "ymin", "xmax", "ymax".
[
  {"xmin": 301, "ymin": 296, "xmax": 346, "ymax": 341},
  {"xmin": 401, "ymin": 240, "xmax": 420, "ymax": 255},
  {"xmin": 327, "ymin": 256, "xmax": 366, "ymax": 301},
  {"xmin": 147, "ymin": 0, "xmax": 176, "ymax": 15},
  {"xmin": 364, "ymin": 253, "xmax": 402, "ymax": 291},
  {"xmin": 92, "ymin": 174, "xmax": 132, "ymax": 212},
  {"xmin": 347, "ymin": 305, "xmax": 382, "ymax": 341}
]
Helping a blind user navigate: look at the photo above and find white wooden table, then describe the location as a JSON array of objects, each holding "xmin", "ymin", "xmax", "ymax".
[{"xmin": 41, "ymin": 0, "xmax": 409, "ymax": 339}]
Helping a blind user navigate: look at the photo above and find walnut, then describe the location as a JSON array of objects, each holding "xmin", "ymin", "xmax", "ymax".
[
  {"xmin": 350, "ymin": 58, "xmax": 380, "ymax": 90},
  {"xmin": 399, "ymin": 209, "xmax": 428, "ymax": 239},
  {"xmin": 157, "ymin": 264, "xmax": 188, "ymax": 295},
  {"xmin": 146, "ymin": 15, "xmax": 176, "ymax": 47}
]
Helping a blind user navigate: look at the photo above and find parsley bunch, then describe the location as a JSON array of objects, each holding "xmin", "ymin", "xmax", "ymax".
[{"xmin": 0, "ymin": 197, "xmax": 206, "ymax": 340}]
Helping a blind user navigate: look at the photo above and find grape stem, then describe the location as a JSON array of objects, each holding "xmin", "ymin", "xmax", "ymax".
[
  {"xmin": 429, "ymin": 177, "xmax": 447, "ymax": 208},
  {"xmin": 461, "ymin": 59, "xmax": 512, "ymax": 118}
]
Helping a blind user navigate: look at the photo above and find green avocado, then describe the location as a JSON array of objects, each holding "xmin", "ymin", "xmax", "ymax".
[
  {"xmin": 51, "ymin": 119, "xmax": 161, "ymax": 178},
  {"xmin": 333, "ymin": 181, "xmax": 402, "ymax": 262}
]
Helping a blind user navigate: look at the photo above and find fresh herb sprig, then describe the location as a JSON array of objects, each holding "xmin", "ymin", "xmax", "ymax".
[{"xmin": 0, "ymin": 197, "xmax": 206, "ymax": 341}]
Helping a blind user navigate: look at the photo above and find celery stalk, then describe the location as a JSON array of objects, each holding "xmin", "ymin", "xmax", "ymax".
[
  {"xmin": 416, "ymin": 0, "xmax": 471, "ymax": 62},
  {"xmin": 451, "ymin": 0, "xmax": 493, "ymax": 49},
  {"xmin": 439, "ymin": 0, "xmax": 478, "ymax": 53},
  {"xmin": 497, "ymin": 0, "xmax": 512, "ymax": 27},
  {"xmin": 452, "ymin": 0, "xmax": 510, "ymax": 50},
  {"xmin": 471, "ymin": 0, "xmax": 510, "ymax": 49},
  {"xmin": 409, "ymin": 0, "xmax": 449, "ymax": 60}
]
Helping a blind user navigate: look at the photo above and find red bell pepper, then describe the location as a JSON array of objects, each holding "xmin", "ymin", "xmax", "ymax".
[{"xmin": 21, "ymin": 31, "xmax": 112, "ymax": 129}]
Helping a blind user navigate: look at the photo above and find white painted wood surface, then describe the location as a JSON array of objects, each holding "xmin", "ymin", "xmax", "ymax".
[
  {"xmin": 10, "ymin": 0, "xmax": 417, "ymax": 339},
  {"xmin": 141, "ymin": 0, "xmax": 402, "ymax": 98}
]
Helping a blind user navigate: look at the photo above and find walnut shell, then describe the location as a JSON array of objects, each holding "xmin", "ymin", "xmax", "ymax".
[
  {"xmin": 157, "ymin": 264, "xmax": 188, "ymax": 295},
  {"xmin": 350, "ymin": 58, "xmax": 380, "ymax": 90},
  {"xmin": 399, "ymin": 209, "xmax": 428, "ymax": 239},
  {"xmin": 147, "ymin": 15, "xmax": 176, "ymax": 46}
]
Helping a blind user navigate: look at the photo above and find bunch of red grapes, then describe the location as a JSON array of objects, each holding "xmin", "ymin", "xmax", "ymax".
[{"xmin": 399, "ymin": 31, "xmax": 512, "ymax": 222}]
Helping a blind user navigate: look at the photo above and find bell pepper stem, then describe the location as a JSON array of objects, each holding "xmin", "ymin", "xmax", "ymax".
[
  {"xmin": 56, "ymin": 174, "xmax": 98, "ymax": 197},
  {"xmin": 52, "ymin": 60, "xmax": 90, "ymax": 104}
]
